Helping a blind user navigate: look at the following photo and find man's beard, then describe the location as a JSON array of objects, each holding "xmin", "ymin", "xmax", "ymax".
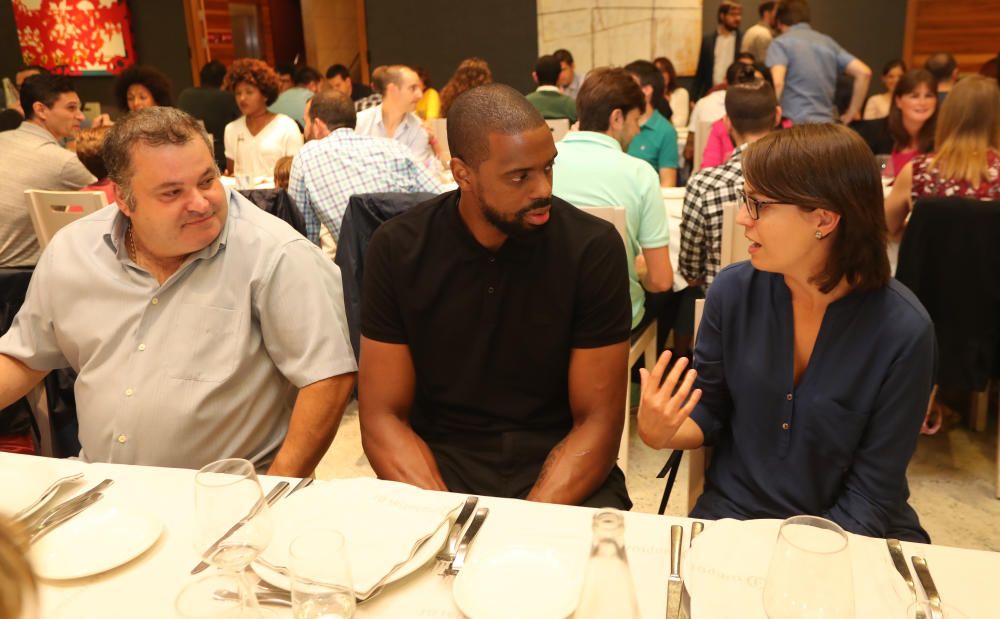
[{"xmin": 481, "ymin": 195, "xmax": 552, "ymax": 239}]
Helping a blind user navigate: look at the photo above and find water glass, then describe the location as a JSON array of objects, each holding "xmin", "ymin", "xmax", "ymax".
[
  {"xmin": 290, "ymin": 528, "xmax": 356, "ymax": 619},
  {"xmin": 905, "ymin": 602, "xmax": 969, "ymax": 618},
  {"xmin": 762, "ymin": 515, "xmax": 854, "ymax": 619},
  {"xmin": 876, "ymin": 154, "xmax": 895, "ymax": 180}
]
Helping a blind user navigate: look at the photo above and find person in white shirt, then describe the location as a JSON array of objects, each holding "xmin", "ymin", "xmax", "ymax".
[
  {"xmin": 356, "ymin": 66, "xmax": 448, "ymax": 168},
  {"xmin": 223, "ymin": 58, "xmax": 303, "ymax": 177},
  {"xmin": 655, "ymin": 56, "xmax": 691, "ymax": 128}
]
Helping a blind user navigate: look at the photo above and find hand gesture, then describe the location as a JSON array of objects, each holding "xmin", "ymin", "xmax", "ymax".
[{"xmin": 637, "ymin": 351, "xmax": 702, "ymax": 449}]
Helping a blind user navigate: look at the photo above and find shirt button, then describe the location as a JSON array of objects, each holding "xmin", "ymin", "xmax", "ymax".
[
  {"xmin": 151, "ymin": 297, "xmax": 159, "ymax": 305},
  {"xmin": 782, "ymin": 422, "xmax": 790, "ymax": 430},
  {"xmin": 786, "ymin": 393, "xmax": 793, "ymax": 401},
  {"xmin": 137, "ymin": 344, "xmax": 146, "ymax": 351},
  {"xmin": 117, "ymin": 434, "xmax": 127, "ymax": 444},
  {"xmin": 125, "ymin": 388, "xmax": 134, "ymax": 397},
  {"xmin": 487, "ymin": 286, "xmax": 495, "ymax": 294}
]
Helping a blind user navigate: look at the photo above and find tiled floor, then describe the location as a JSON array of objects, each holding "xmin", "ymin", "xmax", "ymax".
[{"xmin": 317, "ymin": 401, "xmax": 1000, "ymax": 552}]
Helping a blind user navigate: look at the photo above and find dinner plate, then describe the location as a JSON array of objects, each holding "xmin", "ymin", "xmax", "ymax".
[
  {"xmin": 252, "ymin": 478, "xmax": 460, "ymax": 594},
  {"xmin": 29, "ymin": 495, "xmax": 163, "ymax": 580},
  {"xmin": 452, "ymin": 543, "xmax": 579, "ymax": 619}
]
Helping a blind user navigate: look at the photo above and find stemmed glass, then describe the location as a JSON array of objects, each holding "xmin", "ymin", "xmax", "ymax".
[
  {"xmin": 176, "ymin": 458, "xmax": 275, "ymax": 618},
  {"xmin": 762, "ymin": 515, "xmax": 854, "ymax": 619}
]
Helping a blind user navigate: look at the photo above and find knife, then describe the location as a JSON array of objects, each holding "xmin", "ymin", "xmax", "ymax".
[
  {"xmin": 679, "ymin": 522, "xmax": 703, "ymax": 619},
  {"xmin": 443, "ymin": 507, "xmax": 489, "ymax": 575},
  {"xmin": 911, "ymin": 556, "xmax": 943, "ymax": 619},
  {"xmin": 288, "ymin": 477, "xmax": 313, "ymax": 496},
  {"xmin": 191, "ymin": 480, "xmax": 290, "ymax": 575},
  {"xmin": 27, "ymin": 491, "xmax": 104, "ymax": 545},
  {"xmin": 666, "ymin": 524, "xmax": 683, "ymax": 619},
  {"xmin": 887, "ymin": 539, "xmax": 921, "ymax": 614},
  {"xmin": 437, "ymin": 496, "xmax": 479, "ymax": 562}
]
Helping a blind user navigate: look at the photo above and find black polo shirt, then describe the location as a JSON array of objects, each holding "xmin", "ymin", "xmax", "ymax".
[{"xmin": 361, "ymin": 190, "xmax": 631, "ymax": 438}]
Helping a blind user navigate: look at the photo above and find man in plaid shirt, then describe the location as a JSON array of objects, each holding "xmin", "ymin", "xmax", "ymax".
[
  {"xmin": 680, "ymin": 80, "xmax": 781, "ymax": 287},
  {"xmin": 288, "ymin": 89, "xmax": 443, "ymax": 244}
]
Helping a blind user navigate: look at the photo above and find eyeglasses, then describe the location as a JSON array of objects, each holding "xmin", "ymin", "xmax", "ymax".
[{"xmin": 738, "ymin": 189, "xmax": 786, "ymax": 220}]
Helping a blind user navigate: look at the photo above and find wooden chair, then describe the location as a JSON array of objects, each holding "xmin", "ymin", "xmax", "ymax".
[
  {"xmin": 693, "ymin": 120, "xmax": 713, "ymax": 171},
  {"xmin": 545, "ymin": 118, "xmax": 571, "ymax": 142},
  {"xmin": 720, "ymin": 200, "xmax": 750, "ymax": 267},
  {"xmin": 578, "ymin": 205, "xmax": 657, "ymax": 474},
  {"xmin": 25, "ymin": 189, "xmax": 106, "ymax": 250},
  {"xmin": 432, "ymin": 118, "xmax": 450, "ymax": 159}
]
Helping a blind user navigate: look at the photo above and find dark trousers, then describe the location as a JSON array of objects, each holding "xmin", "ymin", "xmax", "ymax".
[{"xmin": 422, "ymin": 427, "xmax": 632, "ymax": 510}]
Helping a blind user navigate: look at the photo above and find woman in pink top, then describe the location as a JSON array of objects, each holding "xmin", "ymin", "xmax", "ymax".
[{"xmin": 885, "ymin": 75, "xmax": 1000, "ymax": 239}]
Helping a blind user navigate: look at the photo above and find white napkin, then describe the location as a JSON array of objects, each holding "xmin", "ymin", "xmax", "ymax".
[
  {"xmin": 260, "ymin": 478, "xmax": 463, "ymax": 596},
  {"xmin": 684, "ymin": 519, "xmax": 912, "ymax": 619}
]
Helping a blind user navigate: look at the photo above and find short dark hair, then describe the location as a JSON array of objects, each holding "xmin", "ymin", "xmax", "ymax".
[
  {"xmin": 758, "ymin": 1, "xmax": 776, "ymax": 16},
  {"xmin": 294, "ymin": 65, "xmax": 322, "ymax": 86},
  {"xmin": 447, "ymin": 83, "xmax": 546, "ymax": 169},
  {"xmin": 553, "ymin": 49, "xmax": 574, "ymax": 66},
  {"xmin": 325, "ymin": 64, "xmax": 350, "ymax": 80},
  {"xmin": 727, "ymin": 61, "xmax": 758, "ymax": 85},
  {"xmin": 725, "ymin": 79, "xmax": 778, "ymax": 135},
  {"xmin": 103, "ymin": 107, "xmax": 213, "ymax": 211},
  {"xmin": 888, "ymin": 69, "xmax": 938, "ymax": 153},
  {"xmin": 75, "ymin": 126, "xmax": 110, "ymax": 179},
  {"xmin": 737, "ymin": 51, "xmax": 756, "ymax": 64},
  {"xmin": 275, "ymin": 63, "xmax": 295, "ymax": 77},
  {"xmin": 113, "ymin": 65, "xmax": 174, "ymax": 111},
  {"xmin": 742, "ymin": 124, "xmax": 890, "ymax": 293},
  {"xmin": 576, "ymin": 67, "xmax": 645, "ymax": 132},
  {"xmin": 199, "ymin": 60, "xmax": 227, "ymax": 88},
  {"xmin": 718, "ymin": 1, "xmax": 742, "ymax": 21},
  {"xmin": 625, "ymin": 59, "xmax": 671, "ymax": 120},
  {"xmin": 308, "ymin": 89, "xmax": 356, "ymax": 130},
  {"xmin": 223, "ymin": 59, "xmax": 281, "ymax": 105},
  {"xmin": 924, "ymin": 52, "xmax": 958, "ymax": 82},
  {"xmin": 19, "ymin": 73, "xmax": 76, "ymax": 120},
  {"xmin": 776, "ymin": 0, "xmax": 810, "ymax": 26},
  {"xmin": 534, "ymin": 55, "xmax": 562, "ymax": 86}
]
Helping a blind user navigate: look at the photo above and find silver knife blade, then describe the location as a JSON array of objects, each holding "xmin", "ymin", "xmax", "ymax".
[
  {"xmin": 191, "ymin": 480, "xmax": 290, "ymax": 575},
  {"xmin": 437, "ymin": 495, "xmax": 479, "ymax": 561},
  {"xmin": 911, "ymin": 556, "xmax": 943, "ymax": 619},
  {"xmin": 887, "ymin": 540, "xmax": 919, "ymax": 599},
  {"xmin": 28, "ymin": 492, "xmax": 104, "ymax": 545},
  {"xmin": 444, "ymin": 507, "xmax": 489, "ymax": 575},
  {"xmin": 666, "ymin": 524, "xmax": 683, "ymax": 619},
  {"xmin": 288, "ymin": 477, "xmax": 313, "ymax": 496}
]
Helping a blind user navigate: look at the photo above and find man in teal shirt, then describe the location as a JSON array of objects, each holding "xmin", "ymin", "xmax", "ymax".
[
  {"xmin": 269, "ymin": 66, "xmax": 321, "ymax": 128},
  {"xmin": 553, "ymin": 68, "xmax": 674, "ymax": 331},
  {"xmin": 625, "ymin": 60, "xmax": 680, "ymax": 187},
  {"xmin": 525, "ymin": 55, "xmax": 577, "ymax": 124}
]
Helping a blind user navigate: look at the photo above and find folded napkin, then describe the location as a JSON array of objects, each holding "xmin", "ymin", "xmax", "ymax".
[
  {"xmin": 685, "ymin": 519, "xmax": 912, "ymax": 619},
  {"xmin": 259, "ymin": 477, "xmax": 463, "ymax": 596}
]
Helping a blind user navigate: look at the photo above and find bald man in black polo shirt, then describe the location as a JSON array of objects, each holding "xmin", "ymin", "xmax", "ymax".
[{"xmin": 359, "ymin": 84, "xmax": 632, "ymax": 508}]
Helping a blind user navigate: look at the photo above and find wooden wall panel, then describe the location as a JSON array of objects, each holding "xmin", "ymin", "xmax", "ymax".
[{"xmin": 904, "ymin": 0, "xmax": 1000, "ymax": 73}]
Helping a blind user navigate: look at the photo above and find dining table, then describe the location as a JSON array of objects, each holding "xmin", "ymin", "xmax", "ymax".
[{"xmin": 3, "ymin": 452, "xmax": 998, "ymax": 619}]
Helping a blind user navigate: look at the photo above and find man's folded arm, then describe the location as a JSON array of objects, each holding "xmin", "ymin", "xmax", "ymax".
[{"xmin": 358, "ymin": 336, "xmax": 448, "ymax": 491}]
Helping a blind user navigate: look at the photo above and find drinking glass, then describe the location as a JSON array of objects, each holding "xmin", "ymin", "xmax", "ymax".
[
  {"xmin": 183, "ymin": 458, "xmax": 274, "ymax": 617},
  {"xmin": 762, "ymin": 515, "xmax": 854, "ymax": 619},
  {"xmin": 876, "ymin": 154, "xmax": 895, "ymax": 184},
  {"xmin": 905, "ymin": 602, "xmax": 969, "ymax": 618},
  {"xmin": 289, "ymin": 528, "xmax": 356, "ymax": 619}
]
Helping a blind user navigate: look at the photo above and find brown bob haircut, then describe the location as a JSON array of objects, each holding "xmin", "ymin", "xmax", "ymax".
[
  {"xmin": 576, "ymin": 67, "xmax": 645, "ymax": 133},
  {"xmin": 742, "ymin": 124, "xmax": 890, "ymax": 293}
]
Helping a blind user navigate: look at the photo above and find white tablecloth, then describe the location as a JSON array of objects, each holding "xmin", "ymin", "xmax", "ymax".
[{"xmin": 4, "ymin": 453, "xmax": 996, "ymax": 619}]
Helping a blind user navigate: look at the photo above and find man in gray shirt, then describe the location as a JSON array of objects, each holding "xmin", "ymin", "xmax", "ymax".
[
  {"xmin": 0, "ymin": 74, "xmax": 95, "ymax": 267},
  {"xmin": 0, "ymin": 107, "xmax": 357, "ymax": 475}
]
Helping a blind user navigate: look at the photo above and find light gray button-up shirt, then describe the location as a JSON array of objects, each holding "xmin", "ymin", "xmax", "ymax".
[
  {"xmin": 0, "ymin": 189, "xmax": 357, "ymax": 469},
  {"xmin": 354, "ymin": 104, "xmax": 434, "ymax": 165}
]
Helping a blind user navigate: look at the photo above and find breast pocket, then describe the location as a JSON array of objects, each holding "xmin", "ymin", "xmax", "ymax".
[
  {"xmin": 804, "ymin": 398, "xmax": 870, "ymax": 470},
  {"xmin": 165, "ymin": 304, "xmax": 241, "ymax": 382}
]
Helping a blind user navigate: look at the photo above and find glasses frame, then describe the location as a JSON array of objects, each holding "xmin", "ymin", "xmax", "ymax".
[{"xmin": 738, "ymin": 189, "xmax": 786, "ymax": 220}]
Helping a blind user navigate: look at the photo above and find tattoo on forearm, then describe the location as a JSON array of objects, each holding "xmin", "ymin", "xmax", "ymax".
[{"xmin": 534, "ymin": 439, "xmax": 567, "ymax": 488}]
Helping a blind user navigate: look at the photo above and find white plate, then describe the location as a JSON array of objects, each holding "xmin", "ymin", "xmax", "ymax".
[
  {"xmin": 453, "ymin": 543, "xmax": 579, "ymax": 619},
  {"xmin": 29, "ymin": 495, "xmax": 163, "ymax": 580},
  {"xmin": 0, "ymin": 460, "xmax": 82, "ymax": 518},
  {"xmin": 251, "ymin": 478, "xmax": 461, "ymax": 595}
]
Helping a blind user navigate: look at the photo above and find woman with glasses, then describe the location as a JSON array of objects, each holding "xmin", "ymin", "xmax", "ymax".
[{"xmin": 637, "ymin": 124, "xmax": 934, "ymax": 542}]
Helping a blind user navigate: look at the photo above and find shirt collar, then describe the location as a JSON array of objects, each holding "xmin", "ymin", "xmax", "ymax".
[
  {"xmin": 789, "ymin": 23, "xmax": 813, "ymax": 32},
  {"xmin": 560, "ymin": 130, "xmax": 622, "ymax": 151},
  {"xmin": 640, "ymin": 109, "xmax": 666, "ymax": 131},
  {"xmin": 18, "ymin": 121, "xmax": 58, "ymax": 144},
  {"xmin": 535, "ymin": 85, "xmax": 561, "ymax": 93},
  {"xmin": 373, "ymin": 105, "xmax": 417, "ymax": 131}
]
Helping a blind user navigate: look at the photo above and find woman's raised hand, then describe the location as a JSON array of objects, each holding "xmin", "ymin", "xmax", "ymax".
[{"xmin": 637, "ymin": 350, "xmax": 702, "ymax": 449}]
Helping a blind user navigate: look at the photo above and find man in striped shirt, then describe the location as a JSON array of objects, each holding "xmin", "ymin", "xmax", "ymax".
[{"xmin": 288, "ymin": 89, "xmax": 443, "ymax": 244}]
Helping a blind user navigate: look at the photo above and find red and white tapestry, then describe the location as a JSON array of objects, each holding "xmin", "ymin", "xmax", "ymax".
[{"xmin": 13, "ymin": 0, "xmax": 136, "ymax": 76}]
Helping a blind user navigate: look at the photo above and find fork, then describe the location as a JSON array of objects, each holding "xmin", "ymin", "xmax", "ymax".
[{"xmin": 433, "ymin": 496, "xmax": 479, "ymax": 573}]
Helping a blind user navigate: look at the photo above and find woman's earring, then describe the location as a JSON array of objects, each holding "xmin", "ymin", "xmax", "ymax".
[{"xmin": 815, "ymin": 231, "xmax": 823, "ymax": 240}]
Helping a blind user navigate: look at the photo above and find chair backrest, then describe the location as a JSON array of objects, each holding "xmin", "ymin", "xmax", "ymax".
[
  {"xmin": 546, "ymin": 118, "xmax": 571, "ymax": 142},
  {"xmin": 25, "ymin": 190, "xmax": 107, "ymax": 250},
  {"xmin": 693, "ymin": 298, "xmax": 705, "ymax": 343},
  {"xmin": 694, "ymin": 120, "xmax": 713, "ymax": 171},
  {"xmin": 578, "ymin": 206, "xmax": 627, "ymax": 244},
  {"xmin": 719, "ymin": 201, "xmax": 750, "ymax": 268},
  {"xmin": 432, "ymin": 118, "xmax": 449, "ymax": 158}
]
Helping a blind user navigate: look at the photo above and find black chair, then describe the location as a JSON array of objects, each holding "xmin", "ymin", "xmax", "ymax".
[
  {"xmin": 237, "ymin": 188, "xmax": 307, "ymax": 237},
  {"xmin": 334, "ymin": 192, "xmax": 437, "ymax": 361}
]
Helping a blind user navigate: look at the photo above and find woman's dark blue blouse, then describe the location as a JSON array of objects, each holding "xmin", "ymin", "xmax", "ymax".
[{"xmin": 689, "ymin": 262, "xmax": 935, "ymax": 542}]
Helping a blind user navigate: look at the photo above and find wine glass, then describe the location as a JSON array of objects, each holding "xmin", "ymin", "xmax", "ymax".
[
  {"xmin": 762, "ymin": 515, "xmax": 854, "ymax": 619},
  {"xmin": 289, "ymin": 528, "xmax": 356, "ymax": 619},
  {"xmin": 180, "ymin": 458, "xmax": 274, "ymax": 617},
  {"xmin": 876, "ymin": 154, "xmax": 895, "ymax": 187}
]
